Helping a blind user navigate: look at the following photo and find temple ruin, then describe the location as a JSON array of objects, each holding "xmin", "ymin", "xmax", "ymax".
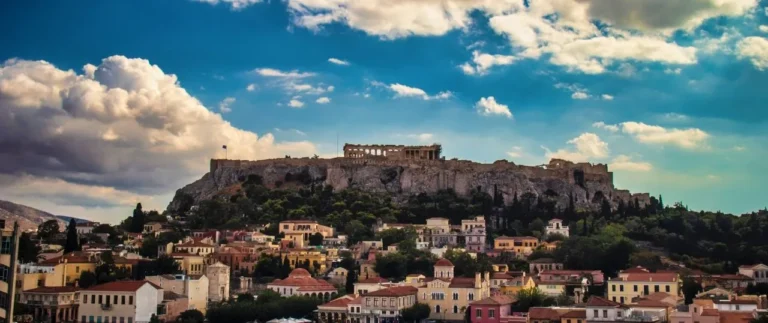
[{"xmin": 343, "ymin": 143, "xmax": 442, "ymax": 160}]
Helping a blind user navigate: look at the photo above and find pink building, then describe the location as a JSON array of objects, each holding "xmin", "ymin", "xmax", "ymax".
[
  {"xmin": 470, "ymin": 295, "xmax": 525, "ymax": 323},
  {"xmin": 160, "ymin": 291, "xmax": 189, "ymax": 322}
]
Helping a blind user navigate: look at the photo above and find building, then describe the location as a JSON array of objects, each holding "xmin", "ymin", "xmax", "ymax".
[
  {"xmin": 317, "ymin": 294, "xmax": 360, "ymax": 323},
  {"xmin": 173, "ymin": 240, "xmax": 215, "ymax": 256},
  {"xmin": 79, "ymin": 281, "xmax": 162, "ymax": 323},
  {"xmin": 75, "ymin": 223, "xmax": 99, "ymax": 235},
  {"xmin": 418, "ymin": 259, "xmax": 492, "ymax": 321},
  {"xmin": 738, "ymin": 264, "xmax": 768, "ymax": 284},
  {"xmin": 36, "ymin": 252, "xmax": 98, "ymax": 287},
  {"xmin": 0, "ymin": 221, "xmax": 21, "ymax": 323},
  {"xmin": 360, "ymin": 261, "xmax": 378, "ymax": 280},
  {"xmin": 669, "ymin": 298, "xmax": 720, "ymax": 323},
  {"xmin": 327, "ymin": 267, "xmax": 349, "ymax": 285},
  {"xmin": 142, "ymin": 222, "xmax": 163, "ymax": 234},
  {"xmin": 279, "ymin": 220, "xmax": 334, "ymax": 248},
  {"xmin": 494, "ymin": 237, "xmax": 539, "ymax": 257},
  {"xmin": 169, "ymin": 253, "xmax": 206, "ymax": 275},
  {"xmin": 354, "ymin": 277, "xmax": 393, "ymax": 295},
  {"xmin": 470, "ymin": 294, "xmax": 521, "ymax": 323},
  {"xmin": 159, "ymin": 291, "xmax": 188, "ymax": 322},
  {"xmin": 206, "ymin": 262, "xmax": 230, "ymax": 302},
  {"xmin": 538, "ymin": 270, "xmax": 604, "ymax": 300},
  {"xmin": 528, "ymin": 307, "xmax": 585, "ymax": 323},
  {"xmin": 267, "ymin": 268, "xmax": 337, "ymax": 300},
  {"xmin": 529, "ymin": 259, "xmax": 564, "ymax": 274},
  {"xmin": 425, "ymin": 218, "xmax": 457, "ymax": 248},
  {"xmin": 585, "ymin": 296, "xmax": 666, "ymax": 323},
  {"xmin": 608, "ymin": 271, "xmax": 679, "ymax": 304},
  {"xmin": 343, "ymin": 143, "xmax": 442, "ymax": 160},
  {"xmin": 18, "ymin": 286, "xmax": 79, "ymax": 323},
  {"xmin": 713, "ymin": 299, "xmax": 759, "ymax": 312},
  {"xmin": 499, "ymin": 276, "xmax": 537, "ymax": 296},
  {"xmin": 145, "ymin": 274, "xmax": 209, "ymax": 314},
  {"xmin": 462, "ymin": 216, "xmax": 487, "ymax": 253},
  {"xmin": 358, "ymin": 286, "xmax": 418, "ymax": 323},
  {"xmin": 545, "ymin": 219, "xmax": 569, "ymax": 238},
  {"xmin": 282, "ymin": 249, "xmax": 327, "ymax": 272}
]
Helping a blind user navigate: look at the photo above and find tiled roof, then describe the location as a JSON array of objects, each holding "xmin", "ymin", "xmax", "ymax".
[
  {"xmin": 470, "ymin": 295, "xmax": 515, "ymax": 306},
  {"xmin": 586, "ymin": 296, "xmax": 622, "ymax": 307},
  {"xmin": 718, "ymin": 312, "xmax": 754, "ymax": 323},
  {"xmin": 364, "ymin": 286, "xmax": 417, "ymax": 297},
  {"xmin": 622, "ymin": 273, "xmax": 677, "ymax": 282},
  {"xmin": 561, "ymin": 310, "xmax": 586, "ymax": 318},
  {"xmin": 24, "ymin": 286, "xmax": 79, "ymax": 293},
  {"xmin": 39, "ymin": 252, "xmax": 95, "ymax": 265},
  {"xmin": 297, "ymin": 285, "xmax": 337, "ymax": 292},
  {"xmin": 634, "ymin": 299, "xmax": 671, "ymax": 308},
  {"xmin": 528, "ymin": 308, "xmax": 562, "ymax": 320},
  {"xmin": 86, "ymin": 281, "xmax": 160, "ymax": 292},
  {"xmin": 319, "ymin": 295, "xmax": 359, "ymax": 309},
  {"xmin": 435, "ymin": 258, "xmax": 454, "ymax": 267},
  {"xmin": 701, "ymin": 309, "xmax": 719, "ymax": 317},
  {"xmin": 269, "ymin": 268, "xmax": 335, "ymax": 289},
  {"xmin": 448, "ymin": 277, "xmax": 476, "ymax": 288},
  {"xmin": 492, "ymin": 272, "xmax": 522, "ymax": 280},
  {"xmin": 496, "ymin": 236, "xmax": 538, "ymax": 241},
  {"xmin": 357, "ymin": 277, "xmax": 389, "ymax": 284},
  {"xmin": 621, "ymin": 266, "xmax": 650, "ymax": 273}
]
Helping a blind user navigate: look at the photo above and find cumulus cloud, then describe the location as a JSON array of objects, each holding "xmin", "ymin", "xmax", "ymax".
[
  {"xmin": 610, "ymin": 155, "xmax": 653, "ymax": 172},
  {"xmin": 592, "ymin": 121, "xmax": 619, "ymax": 132},
  {"xmin": 254, "ymin": 68, "xmax": 315, "ymax": 78},
  {"xmin": 246, "ymin": 83, "xmax": 257, "ymax": 92},
  {"xmin": 620, "ymin": 122, "xmax": 710, "ymax": 149},
  {"xmin": 286, "ymin": 82, "xmax": 334, "ymax": 95},
  {"xmin": 584, "ymin": 0, "xmax": 756, "ymax": 31},
  {"xmin": 316, "ymin": 97, "xmax": 330, "ymax": 104},
  {"xmin": 406, "ymin": 133, "xmax": 434, "ymax": 142},
  {"xmin": 218, "ymin": 97, "xmax": 235, "ymax": 113},
  {"xmin": 459, "ymin": 51, "xmax": 517, "ymax": 75},
  {"xmin": 760, "ymin": 25, "xmax": 768, "ymax": 33},
  {"xmin": 546, "ymin": 133, "xmax": 609, "ymax": 162},
  {"xmin": 328, "ymin": 58, "xmax": 350, "ymax": 65},
  {"xmin": 737, "ymin": 36, "xmax": 768, "ymax": 70},
  {"xmin": 572, "ymin": 91, "xmax": 590, "ymax": 100},
  {"xmin": 601, "ymin": 94, "xmax": 614, "ymax": 100},
  {"xmin": 388, "ymin": 83, "xmax": 452, "ymax": 100},
  {"xmin": 506, "ymin": 146, "xmax": 523, "ymax": 158},
  {"xmin": 288, "ymin": 99, "xmax": 305, "ymax": 108},
  {"xmin": 192, "ymin": 0, "xmax": 262, "ymax": 10},
  {"xmin": 0, "ymin": 56, "xmax": 317, "ymax": 212},
  {"xmin": 556, "ymin": 83, "xmax": 591, "ymax": 99},
  {"xmin": 475, "ymin": 97, "xmax": 513, "ymax": 119}
]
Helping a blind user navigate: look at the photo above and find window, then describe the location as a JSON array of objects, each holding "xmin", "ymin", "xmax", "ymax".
[
  {"xmin": 620, "ymin": 297, "xmax": 625, "ymax": 304},
  {"xmin": 654, "ymin": 285, "xmax": 660, "ymax": 293},
  {"xmin": 0, "ymin": 265, "xmax": 9, "ymax": 282},
  {"xmin": 121, "ymin": 296, "xmax": 126, "ymax": 305},
  {"xmin": 453, "ymin": 305, "xmax": 458, "ymax": 314},
  {"xmin": 594, "ymin": 310, "xmax": 598, "ymax": 318},
  {"xmin": 694, "ymin": 307, "xmax": 698, "ymax": 313},
  {"xmin": 83, "ymin": 294, "xmax": 88, "ymax": 304},
  {"xmin": 666, "ymin": 285, "xmax": 670, "ymax": 293},
  {"xmin": 735, "ymin": 305, "xmax": 740, "ymax": 310},
  {"xmin": 99, "ymin": 295, "xmax": 103, "ymax": 304},
  {"xmin": 617, "ymin": 311, "xmax": 623, "ymax": 318},
  {"xmin": 89, "ymin": 316, "xmax": 94, "ymax": 323},
  {"xmin": 129, "ymin": 296, "xmax": 133, "ymax": 305},
  {"xmin": 435, "ymin": 305, "xmax": 441, "ymax": 314},
  {"xmin": 634, "ymin": 285, "xmax": 638, "ymax": 292},
  {"xmin": 127, "ymin": 318, "xmax": 132, "ymax": 323},
  {"xmin": 114, "ymin": 295, "xmax": 118, "ymax": 304},
  {"xmin": 620, "ymin": 285, "xmax": 624, "ymax": 292},
  {"xmin": 0, "ymin": 236, "xmax": 11, "ymax": 254},
  {"xmin": 476, "ymin": 309, "xmax": 482, "ymax": 318},
  {"xmin": 612, "ymin": 285, "xmax": 616, "ymax": 292},
  {"xmin": 453, "ymin": 293, "xmax": 459, "ymax": 300},
  {"xmin": 373, "ymin": 298, "xmax": 379, "ymax": 307},
  {"xmin": 422, "ymin": 293, "xmax": 426, "ymax": 300},
  {"xmin": 366, "ymin": 299, "xmax": 370, "ymax": 306},
  {"xmin": 390, "ymin": 298, "xmax": 395, "ymax": 307},
  {"xmin": 91, "ymin": 295, "xmax": 96, "ymax": 304},
  {"xmin": 603, "ymin": 310, "xmax": 608, "ymax": 318},
  {"xmin": 489, "ymin": 309, "xmax": 495, "ymax": 318},
  {"xmin": 76, "ymin": 266, "xmax": 80, "ymax": 273},
  {"xmin": 468, "ymin": 293, "xmax": 474, "ymax": 301},
  {"xmin": 82, "ymin": 316, "xmax": 86, "ymax": 323},
  {"xmin": 613, "ymin": 297, "xmax": 617, "ymax": 302}
]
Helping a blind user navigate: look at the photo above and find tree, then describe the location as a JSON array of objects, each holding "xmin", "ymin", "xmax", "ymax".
[
  {"xmin": 682, "ymin": 276, "xmax": 702, "ymax": 304},
  {"xmin": 149, "ymin": 314, "xmax": 161, "ymax": 323},
  {"xmin": 130, "ymin": 203, "xmax": 145, "ymax": 233},
  {"xmin": 179, "ymin": 309, "xmax": 205, "ymax": 323},
  {"xmin": 308, "ymin": 232, "xmax": 324, "ymax": 246},
  {"xmin": 64, "ymin": 219, "xmax": 81, "ymax": 253},
  {"xmin": 375, "ymin": 253, "xmax": 408, "ymax": 281},
  {"xmin": 37, "ymin": 220, "xmax": 60, "ymax": 243},
  {"xmin": 345, "ymin": 269, "xmax": 357, "ymax": 294},
  {"xmin": 150, "ymin": 254, "xmax": 180, "ymax": 275},
  {"xmin": 18, "ymin": 232, "xmax": 40, "ymax": 263},
  {"xmin": 513, "ymin": 288, "xmax": 554, "ymax": 311},
  {"xmin": 237, "ymin": 293, "xmax": 255, "ymax": 302},
  {"xmin": 400, "ymin": 303, "xmax": 430, "ymax": 323},
  {"xmin": 78, "ymin": 271, "xmax": 98, "ymax": 288}
]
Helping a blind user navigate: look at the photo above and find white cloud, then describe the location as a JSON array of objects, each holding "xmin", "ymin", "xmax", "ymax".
[
  {"xmin": 274, "ymin": 128, "xmax": 307, "ymax": 136},
  {"xmin": 592, "ymin": 121, "xmax": 619, "ymax": 132},
  {"xmin": 620, "ymin": 122, "xmax": 710, "ymax": 149},
  {"xmin": 506, "ymin": 146, "xmax": 523, "ymax": 158},
  {"xmin": 661, "ymin": 112, "xmax": 690, "ymax": 122},
  {"xmin": 459, "ymin": 50, "xmax": 517, "ymax": 75},
  {"xmin": 0, "ymin": 56, "xmax": 317, "ymax": 218},
  {"xmin": 760, "ymin": 25, "xmax": 768, "ymax": 33},
  {"xmin": 737, "ymin": 36, "xmax": 768, "ymax": 70},
  {"xmin": 610, "ymin": 155, "xmax": 653, "ymax": 172},
  {"xmin": 585, "ymin": 0, "xmax": 756, "ymax": 31},
  {"xmin": 288, "ymin": 99, "xmax": 305, "ymax": 108},
  {"xmin": 601, "ymin": 94, "xmax": 614, "ymax": 100},
  {"xmin": 475, "ymin": 97, "xmax": 513, "ymax": 119},
  {"xmin": 665, "ymin": 68, "xmax": 683, "ymax": 74},
  {"xmin": 254, "ymin": 68, "xmax": 315, "ymax": 78},
  {"xmin": 246, "ymin": 83, "xmax": 257, "ymax": 92},
  {"xmin": 286, "ymin": 82, "xmax": 334, "ymax": 95},
  {"xmin": 328, "ymin": 58, "xmax": 350, "ymax": 66},
  {"xmin": 218, "ymin": 97, "xmax": 235, "ymax": 113},
  {"xmin": 546, "ymin": 133, "xmax": 609, "ymax": 162},
  {"xmin": 316, "ymin": 97, "xmax": 331, "ymax": 104},
  {"xmin": 707, "ymin": 174, "xmax": 720, "ymax": 181},
  {"xmin": 388, "ymin": 83, "xmax": 452, "ymax": 100},
  {"xmin": 571, "ymin": 91, "xmax": 590, "ymax": 100},
  {"xmin": 733, "ymin": 145, "xmax": 746, "ymax": 151},
  {"xmin": 406, "ymin": 133, "xmax": 434, "ymax": 142},
  {"xmin": 193, "ymin": 0, "xmax": 263, "ymax": 10}
]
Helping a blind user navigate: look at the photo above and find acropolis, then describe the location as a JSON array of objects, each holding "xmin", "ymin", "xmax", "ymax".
[{"xmin": 343, "ymin": 143, "xmax": 442, "ymax": 160}]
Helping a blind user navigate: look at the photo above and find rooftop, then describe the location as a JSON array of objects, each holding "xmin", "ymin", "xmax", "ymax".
[
  {"xmin": 471, "ymin": 295, "xmax": 516, "ymax": 306},
  {"xmin": 24, "ymin": 286, "xmax": 80, "ymax": 294},
  {"xmin": 364, "ymin": 286, "xmax": 418, "ymax": 297},
  {"xmin": 86, "ymin": 281, "xmax": 160, "ymax": 292},
  {"xmin": 435, "ymin": 258, "xmax": 454, "ymax": 267},
  {"xmin": 618, "ymin": 273, "xmax": 678, "ymax": 283}
]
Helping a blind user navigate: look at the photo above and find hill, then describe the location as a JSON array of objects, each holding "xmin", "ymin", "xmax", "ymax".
[
  {"xmin": 0, "ymin": 200, "xmax": 66, "ymax": 232},
  {"xmin": 56, "ymin": 215, "xmax": 93, "ymax": 224}
]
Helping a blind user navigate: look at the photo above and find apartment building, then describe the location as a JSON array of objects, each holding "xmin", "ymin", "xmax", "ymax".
[
  {"xmin": 607, "ymin": 271, "xmax": 679, "ymax": 304},
  {"xmin": 18, "ymin": 286, "xmax": 79, "ymax": 323},
  {"xmin": 493, "ymin": 236, "xmax": 539, "ymax": 257},
  {"xmin": 279, "ymin": 220, "xmax": 334, "ymax": 248},
  {"xmin": 145, "ymin": 274, "xmax": 209, "ymax": 314},
  {"xmin": 0, "ymin": 221, "xmax": 20, "ymax": 322},
  {"xmin": 358, "ymin": 286, "xmax": 418, "ymax": 323},
  {"xmin": 79, "ymin": 281, "xmax": 162, "ymax": 323},
  {"xmin": 417, "ymin": 260, "xmax": 492, "ymax": 321}
]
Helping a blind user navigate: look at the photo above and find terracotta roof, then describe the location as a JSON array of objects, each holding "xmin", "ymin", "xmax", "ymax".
[
  {"xmin": 357, "ymin": 277, "xmax": 389, "ymax": 284},
  {"xmin": 496, "ymin": 236, "xmax": 538, "ymax": 241},
  {"xmin": 24, "ymin": 286, "xmax": 79, "ymax": 293},
  {"xmin": 471, "ymin": 295, "xmax": 515, "ymax": 306},
  {"xmin": 492, "ymin": 272, "xmax": 523, "ymax": 280},
  {"xmin": 297, "ymin": 285, "xmax": 337, "ymax": 292},
  {"xmin": 701, "ymin": 309, "xmax": 719, "ymax": 317},
  {"xmin": 364, "ymin": 286, "xmax": 417, "ymax": 297},
  {"xmin": 163, "ymin": 291, "xmax": 185, "ymax": 300},
  {"xmin": 587, "ymin": 296, "xmax": 622, "ymax": 307},
  {"xmin": 176, "ymin": 241, "xmax": 215, "ymax": 248},
  {"xmin": 561, "ymin": 310, "xmax": 587, "ymax": 318},
  {"xmin": 528, "ymin": 308, "xmax": 562, "ymax": 320},
  {"xmin": 86, "ymin": 281, "xmax": 160, "ymax": 292},
  {"xmin": 449, "ymin": 277, "xmax": 479, "ymax": 288},
  {"xmin": 280, "ymin": 220, "xmax": 317, "ymax": 223},
  {"xmin": 39, "ymin": 252, "xmax": 95, "ymax": 265},
  {"xmin": 435, "ymin": 258, "xmax": 454, "ymax": 267},
  {"xmin": 622, "ymin": 273, "xmax": 677, "ymax": 282},
  {"xmin": 718, "ymin": 312, "xmax": 754, "ymax": 323},
  {"xmin": 621, "ymin": 266, "xmax": 650, "ymax": 274},
  {"xmin": 634, "ymin": 299, "xmax": 671, "ymax": 308},
  {"xmin": 289, "ymin": 268, "xmax": 311, "ymax": 277},
  {"xmin": 268, "ymin": 268, "xmax": 335, "ymax": 289},
  {"xmin": 319, "ymin": 295, "xmax": 359, "ymax": 309}
]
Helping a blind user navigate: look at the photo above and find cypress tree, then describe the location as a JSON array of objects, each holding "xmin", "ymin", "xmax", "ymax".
[
  {"xmin": 131, "ymin": 203, "xmax": 145, "ymax": 233},
  {"xmin": 64, "ymin": 219, "xmax": 81, "ymax": 253},
  {"xmin": 345, "ymin": 269, "xmax": 357, "ymax": 294}
]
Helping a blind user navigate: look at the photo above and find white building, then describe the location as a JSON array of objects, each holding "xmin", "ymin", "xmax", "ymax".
[
  {"xmin": 79, "ymin": 281, "xmax": 162, "ymax": 323},
  {"xmin": 206, "ymin": 262, "xmax": 231, "ymax": 302},
  {"xmin": 145, "ymin": 274, "xmax": 209, "ymax": 314},
  {"xmin": 713, "ymin": 299, "xmax": 759, "ymax": 312},
  {"xmin": 738, "ymin": 264, "xmax": 768, "ymax": 283},
  {"xmin": 545, "ymin": 219, "xmax": 569, "ymax": 237}
]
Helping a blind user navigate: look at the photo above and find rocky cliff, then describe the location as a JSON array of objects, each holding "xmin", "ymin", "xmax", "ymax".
[{"xmin": 168, "ymin": 157, "xmax": 651, "ymax": 214}]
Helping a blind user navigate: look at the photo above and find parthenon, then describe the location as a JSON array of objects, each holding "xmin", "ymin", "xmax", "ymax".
[{"xmin": 343, "ymin": 143, "xmax": 442, "ymax": 160}]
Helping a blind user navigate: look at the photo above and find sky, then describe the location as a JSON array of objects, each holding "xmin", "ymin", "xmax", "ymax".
[{"xmin": 1, "ymin": 0, "xmax": 768, "ymax": 223}]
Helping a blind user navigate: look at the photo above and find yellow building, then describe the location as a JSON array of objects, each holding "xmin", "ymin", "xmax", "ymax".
[
  {"xmin": 500, "ymin": 276, "xmax": 537, "ymax": 296},
  {"xmin": 494, "ymin": 236, "xmax": 539, "ymax": 257},
  {"xmin": 174, "ymin": 240, "xmax": 216, "ymax": 256},
  {"xmin": 282, "ymin": 249, "xmax": 327, "ymax": 272},
  {"xmin": 38, "ymin": 252, "xmax": 99, "ymax": 286},
  {"xmin": 417, "ymin": 259, "xmax": 492, "ymax": 321},
  {"xmin": 607, "ymin": 270, "xmax": 680, "ymax": 304},
  {"xmin": 0, "ymin": 221, "xmax": 21, "ymax": 322},
  {"xmin": 279, "ymin": 220, "xmax": 334, "ymax": 248},
  {"xmin": 171, "ymin": 253, "xmax": 207, "ymax": 275}
]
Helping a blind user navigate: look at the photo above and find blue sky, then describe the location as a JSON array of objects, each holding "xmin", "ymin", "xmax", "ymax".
[{"xmin": 1, "ymin": 0, "xmax": 767, "ymax": 222}]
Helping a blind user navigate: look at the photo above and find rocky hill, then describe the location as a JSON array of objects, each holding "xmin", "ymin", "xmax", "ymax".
[
  {"xmin": 0, "ymin": 200, "xmax": 66, "ymax": 232},
  {"xmin": 167, "ymin": 157, "xmax": 651, "ymax": 214}
]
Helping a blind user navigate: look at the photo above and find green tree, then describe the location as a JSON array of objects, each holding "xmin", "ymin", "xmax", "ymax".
[
  {"xmin": 150, "ymin": 254, "xmax": 180, "ymax": 275},
  {"xmin": 64, "ymin": 219, "xmax": 81, "ymax": 253},
  {"xmin": 78, "ymin": 271, "xmax": 98, "ymax": 288},
  {"xmin": 513, "ymin": 288, "xmax": 554, "ymax": 312},
  {"xmin": 149, "ymin": 314, "xmax": 161, "ymax": 323},
  {"xmin": 179, "ymin": 309, "xmax": 205, "ymax": 323},
  {"xmin": 400, "ymin": 303, "xmax": 430, "ymax": 323},
  {"xmin": 682, "ymin": 276, "xmax": 702, "ymax": 304},
  {"xmin": 374, "ymin": 253, "xmax": 408, "ymax": 281},
  {"xmin": 345, "ymin": 269, "xmax": 357, "ymax": 294},
  {"xmin": 18, "ymin": 232, "xmax": 40, "ymax": 263},
  {"xmin": 237, "ymin": 293, "xmax": 255, "ymax": 302},
  {"xmin": 130, "ymin": 203, "xmax": 145, "ymax": 233},
  {"xmin": 308, "ymin": 232, "xmax": 324, "ymax": 246},
  {"xmin": 37, "ymin": 220, "xmax": 60, "ymax": 243}
]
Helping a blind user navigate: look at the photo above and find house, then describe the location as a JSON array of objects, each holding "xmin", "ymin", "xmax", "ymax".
[
  {"xmin": 317, "ymin": 294, "xmax": 360, "ymax": 323},
  {"xmin": 608, "ymin": 271, "xmax": 679, "ymax": 304},
  {"xmin": 207, "ymin": 262, "xmax": 230, "ymax": 302},
  {"xmin": 417, "ymin": 259, "xmax": 492, "ymax": 321},
  {"xmin": 76, "ymin": 222, "xmax": 99, "ymax": 235},
  {"xmin": 499, "ymin": 276, "xmax": 537, "ymax": 296},
  {"xmin": 529, "ymin": 259, "xmax": 564, "ymax": 274},
  {"xmin": 168, "ymin": 253, "xmax": 207, "ymax": 275},
  {"xmin": 490, "ymin": 271, "xmax": 525, "ymax": 289},
  {"xmin": 279, "ymin": 220, "xmax": 334, "ymax": 248},
  {"xmin": 145, "ymin": 274, "xmax": 209, "ymax": 314},
  {"xmin": 327, "ymin": 267, "xmax": 349, "ymax": 285},
  {"xmin": 585, "ymin": 296, "xmax": 666, "ymax": 323},
  {"xmin": 669, "ymin": 298, "xmax": 720, "ymax": 323},
  {"xmin": 713, "ymin": 299, "xmax": 759, "ymax": 312},
  {"xmin": 267, "ymin": 268, "xmax": 337, "ymax": 300},
  {"xmin": 35, "ymin": 252, "xmax": 99, "ymax": 287},
  {"xmin": 494, "ymin": 236, "xmax": 539, "ymax": 257},
  {"xmin": 358, "ymin": 286, "xmax": 418, "ymax": 322},
  {"xmin": 538, "ymin": 270, "xmax": 604, "ymax": 299},
  {"xmin": 528, "ymin": 307, "xmax": 584, "ymax": 323},
  {"xmin": 142, "ymin": 222, "xmax": 163, "ymax": 233},
  {"xmin": 79, "ymin": 281, "xmax": 162, "ymax": 323},
  {"xmin": 470, "ymin": 294, "xmax": 522, "ymax": 323},
  {"xmin": 546, "ymin": 219, "xmax": 569, "ymax": 238},
  {"xmin": 18, "ymin": 286, "xmax": 80, "ymax": 323},
  {"xmin": 282, "ymin": 249, "xmax": 327, "ymax": 272},
  {"xmin": 173, "ymin": 240, "xmax": 215, "ymax": 256},
  {"xmin": 159, "ymin": 291, "xmax": 188, "ymax": 322},
  {"xmin": 354, "ymin": 277, "xmax": 391, "ymax": 295},
  {"xmin": 426, "ymin": 218, "xmax": 458, "ymax": 248},
  {"xmin": 738, "ymin": 264, "xmax": 768, "ymax": 283},
  {"xmin": 360, "ymin": 261, "xmax": 378, "ymax": 280},
  {"xmin": 462, "ymin": 216, "xmax": 487, "ymax": 252}
]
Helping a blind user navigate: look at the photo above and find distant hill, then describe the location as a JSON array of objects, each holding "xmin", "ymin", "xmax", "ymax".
[
  {"xmin": 0, "ymin": 200, "xmax": 67, "ymax": 232},
  {"xmin": 56, "ymin": 215, "xmax": 93, "ymax": 224}
]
